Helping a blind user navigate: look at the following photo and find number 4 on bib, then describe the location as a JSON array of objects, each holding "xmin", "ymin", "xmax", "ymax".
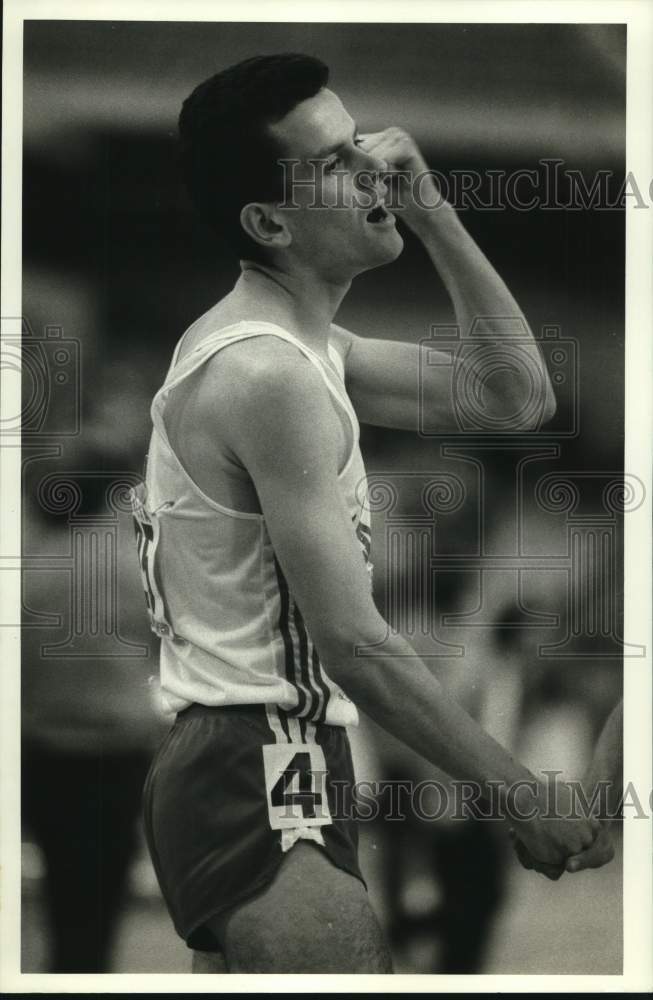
[{"xmin": 263, "ymin": 744, "xmax": 332, "ymax": 831}]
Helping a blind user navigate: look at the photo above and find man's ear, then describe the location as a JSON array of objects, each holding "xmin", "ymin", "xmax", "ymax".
[{"xmin": 240, "ymin": 203, "xmax": 291, "ymax": 251}]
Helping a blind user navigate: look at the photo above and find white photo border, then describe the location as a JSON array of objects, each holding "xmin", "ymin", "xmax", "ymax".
[{"xmin": 2, "ymin": 0, "xmax": 651, "ymax": 993}]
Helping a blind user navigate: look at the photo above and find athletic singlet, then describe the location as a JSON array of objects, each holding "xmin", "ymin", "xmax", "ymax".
[{"xmin": 131, "ymin": 321, "xmax": 372, "ymax": 729}]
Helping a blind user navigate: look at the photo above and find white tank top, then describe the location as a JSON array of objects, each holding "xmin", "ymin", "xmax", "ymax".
[{"xmin": 131, "ymin": 321, "xmax": 372, "ymax": 729}]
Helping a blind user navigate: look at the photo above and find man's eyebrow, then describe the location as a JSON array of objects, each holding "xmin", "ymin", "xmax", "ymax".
[{"xmin": 309, "ymin": 122, "xmax": 359, "ymax": 161}]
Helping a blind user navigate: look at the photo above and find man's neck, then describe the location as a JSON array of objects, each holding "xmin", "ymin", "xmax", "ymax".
[{"xmin": 236, "ymin": 260, "xmax": 351, "ymax": 357}]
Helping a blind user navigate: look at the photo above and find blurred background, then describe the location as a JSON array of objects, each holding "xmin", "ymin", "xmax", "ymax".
[{"xmin": 21, "ymin": 20, "xmax": 625, "ymax": 975}]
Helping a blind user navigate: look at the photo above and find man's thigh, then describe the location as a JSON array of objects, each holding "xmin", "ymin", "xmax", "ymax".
[{"xmin": 200, "ymin": 841, "xmax": 392, "ymax": 973}]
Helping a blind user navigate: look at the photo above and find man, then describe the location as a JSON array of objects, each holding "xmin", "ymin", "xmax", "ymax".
[{"xmin": 133, "ymin": 54, "xmax": 613, "ymax": 974}]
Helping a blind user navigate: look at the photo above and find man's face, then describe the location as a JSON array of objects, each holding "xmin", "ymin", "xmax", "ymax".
[{"xmin": 268, "ymin": 88, "xmax": 404, "ymax": 276}]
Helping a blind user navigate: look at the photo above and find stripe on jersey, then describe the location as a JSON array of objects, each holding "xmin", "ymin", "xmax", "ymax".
[
  {"xmin": 289, "ymin": 596, "xmax": 316, "ymax": 717},
  {"xmin": 266, "ymin": 705, "xmax": 318, "ymax": 745},
  {"xmin": 291, "ymin": 583, "xmax": 332, "ymax": 724},
  {"xmin": 294, "ymin": 604, "xmax": 327, "ymax": 719},
  {"xmin": 292, "ymin": 600, "xmax": 330, "ymax": 723},
  {"xmin": 311, "ymin": 644, "xmax": 331, "ymax": 724},
  {"xmin": 266, "ymin": 704, "xmax": 289, "ymax": 742},
  {"xmin": 273, "ymin": 555, "xmax": 309, "ymax": 716},
  {"xmin": 272, "ymin": 554, "xmax": 329, "ymax": 722}
]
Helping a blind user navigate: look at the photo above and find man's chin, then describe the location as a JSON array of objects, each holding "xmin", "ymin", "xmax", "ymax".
[{"xmin": 362, "ymin": 229, "xmax": 405, "ymax": 269}]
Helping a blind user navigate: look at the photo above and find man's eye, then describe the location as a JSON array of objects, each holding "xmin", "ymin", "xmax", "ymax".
[{"xmin": 353, "ymin": 136, "xmax": 364, "ymax": 147}]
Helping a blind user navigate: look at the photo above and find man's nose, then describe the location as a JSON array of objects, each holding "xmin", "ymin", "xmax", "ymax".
[{"xmin": 355, "ymin": 154, "xmax": 389, "ymax": 200}]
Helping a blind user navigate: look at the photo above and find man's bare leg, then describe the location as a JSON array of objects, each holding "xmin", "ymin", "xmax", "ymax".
[{"xmin": 200, "ymin": 841, "xmax": 392, "ymax": 973}]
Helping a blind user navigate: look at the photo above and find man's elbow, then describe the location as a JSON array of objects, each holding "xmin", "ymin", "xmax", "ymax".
[
  {"xmin": 484, "ymin": 378, "xmax": 556, "ymax": 431},
  {"xmin": 515, "ymin": 384, "xmax": 557, "ymax": 430},
  {"xmin": 315, "ymin": 613, "xmax": 388, "ymax": 681}
]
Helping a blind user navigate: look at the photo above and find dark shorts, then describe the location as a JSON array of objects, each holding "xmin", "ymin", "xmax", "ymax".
[{"xmin": 142, "ymin": 702, "xmax": 365, "ymax": 951}]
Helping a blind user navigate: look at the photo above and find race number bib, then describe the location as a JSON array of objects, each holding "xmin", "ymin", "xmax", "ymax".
[{"xmin": 262, "ymin": 743, "xmax": 332, "ymax": 831}]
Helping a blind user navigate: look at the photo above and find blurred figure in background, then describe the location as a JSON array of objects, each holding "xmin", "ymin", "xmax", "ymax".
[{"xmin": 22, "ymin": 379, "xmax": 166, "ymax": 972}]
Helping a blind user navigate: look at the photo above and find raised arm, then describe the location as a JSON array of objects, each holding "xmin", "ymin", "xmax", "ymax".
[
  {"xmin": 210, "ymin": 337, "xmax": 599, "ymax": 870},
  {"xmin": 333, "ymin": 129, "xmax": 556, "ymax": 432}
]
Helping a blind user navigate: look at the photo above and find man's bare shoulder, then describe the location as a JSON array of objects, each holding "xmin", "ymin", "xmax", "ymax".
[
  {"xmin": 197, "ymin": 336, "xmax": 340, "ymax": 474},
  {"xmin": 195, "ymin": 334, "xmax": 330, "ymax": 427}
]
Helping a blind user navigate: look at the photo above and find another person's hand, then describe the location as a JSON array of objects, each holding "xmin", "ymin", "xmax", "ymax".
[
  {"xmin": 510, "ymin": 822, "xmax": 615, "ymax": 878},
  {"xmin": 564, "ymin": 823, "xmax": 615, "ymax": 872},
  {"xmin": 508, "ymin": 778, "xmax": 604, "ymax": 877},
  {"xmin": 511, "ymin": 701, "xmax": 622, "ymax": 880}
]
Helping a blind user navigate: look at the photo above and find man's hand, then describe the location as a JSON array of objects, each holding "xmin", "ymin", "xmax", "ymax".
[
  {"xmin": 509, "ymin": 828, "xmax": 566, "ymax": 881},
  {"xmin": 508, "ymin": 778, "xmax": 615, "ymax": 880},
  {"xmin": 359, "ymin": 127, "xmax": 556, "ymax": 428},
  {"xmin": 509, "ymin": 779, "xmax": 603, "ymax": 871},
  {"xmin": 510, "ymin": 823, "xmax": 615, "ymax": 878},
  {"xmin": 358, "ymin": 128, "xmax": 448, "ymax": 230}
]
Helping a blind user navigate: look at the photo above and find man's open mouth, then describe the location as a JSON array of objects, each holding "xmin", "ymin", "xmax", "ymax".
[{"xmin": 366, "ymin": 203, "xmax": 390, "ymax": 224}]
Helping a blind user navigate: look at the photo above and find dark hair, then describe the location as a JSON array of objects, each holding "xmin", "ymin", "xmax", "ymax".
[{"xmin": 178, "ymin": 53, "xmax": 329, "ymax": 260}]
